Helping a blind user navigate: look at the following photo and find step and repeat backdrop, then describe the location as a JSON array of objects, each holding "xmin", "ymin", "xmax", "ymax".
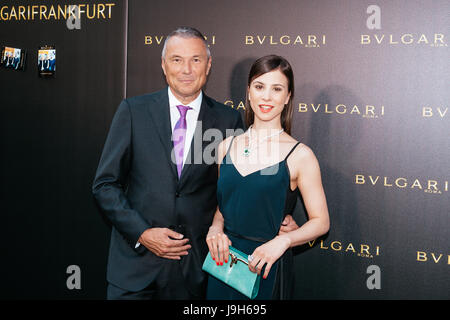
[{"xmin": 1, "ymin": 0, "xmax": 448, "ymax": 299}]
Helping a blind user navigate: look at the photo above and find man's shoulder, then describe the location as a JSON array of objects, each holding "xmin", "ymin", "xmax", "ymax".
[
  {"xmin": 124, "ymin": 88, "xmax": 167, "ymax": 107},
  {"xmin": 204, "ymin": 94, "xmax": 240, "ymax": 118}
]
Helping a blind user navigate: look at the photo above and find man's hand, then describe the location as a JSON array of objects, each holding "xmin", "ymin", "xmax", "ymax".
[
  {"xmin": 278, "ymin": 214, "xmax": 299, "ymax": 235},
  {"xmin": 138, "ymin": 228, "xmax": 191, "ymax": 260}
]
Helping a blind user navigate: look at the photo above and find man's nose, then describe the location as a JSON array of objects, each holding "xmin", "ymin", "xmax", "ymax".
[{"xmin": 181, "ymin": 61, "xmax": 192, "ymax": 74}]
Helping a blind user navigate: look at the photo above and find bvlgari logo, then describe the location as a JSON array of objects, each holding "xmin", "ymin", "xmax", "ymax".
[
  {"xmin": 355, "ymin": 174, "xmax": 449, "ymax": 194},
  {"xmin": 363, "ymin": 4, "xmax": 447, "ymax": 47},
  {"xmin": 361, "ymin": 33, "xmax": 447, "ymax": 47},
  {"xmin": 422, "ymin": 106, "xmax": 448, "ymax": 118},
  {"xmin": 245, "ymin": 34, "xmax": 326, "ymax": 48},
  {"xmin": 416, "ymin": 251, "xmax": 449, "ymax": 265},
  {"xmin": 144, "ymin": 35, "xmax": 216, "ymax": 47},
  {"xmin": 298, "ymin": 103, "xmax": 385, "ymax": 119},
  {"xmin": 224, "ymin": 100, "xmax": 246, "ymax": 111},
  {"xmin": 309, "ymin": 239, "xmax": 380, "ymax": 259}
]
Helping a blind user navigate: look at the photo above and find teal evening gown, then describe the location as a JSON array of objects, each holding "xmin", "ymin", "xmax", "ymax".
[{"xmin": 206, "ymin": 137, "xmax": 300, "ymax": 300}]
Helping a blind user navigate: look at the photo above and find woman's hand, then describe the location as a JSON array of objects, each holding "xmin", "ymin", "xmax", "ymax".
[
  {"xmin": 206, "ymin": 226, "xmax": 232, "ymax": 266},
  {"xmin": 248, "ymin": 235, "xmax": 291, "ymax": 279}
]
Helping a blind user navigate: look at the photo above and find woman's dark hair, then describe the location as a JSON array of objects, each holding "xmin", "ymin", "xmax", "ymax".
[{"xmin": 245, "ymin": 55, "xmax": 294, "ymax": 134}]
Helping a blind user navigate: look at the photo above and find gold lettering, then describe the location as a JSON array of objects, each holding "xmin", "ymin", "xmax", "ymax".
[
  {"xmin": 245, "ymin": 36, "xmax": 254, "ymax": 45},
  {"xmin": 105, "ymin": 3, "xmax": 115, "ymax": 18},
  {"xmin": 47, "ymin": 5, "xmax": 56, "ymax": 20},
  {"xmin": 422, "ymin": 107, "xmax": 433, "ymax": 117},
  {"xmin": 345, "ymin": 243, "xmax": 356, "ymax": 253},
  {"xmin": 308, "ymin": 35, "xmax": 317, "ymax": 45},
  {"xmin": 320, "ymin": 240, "xmax": 329, "ymax": 249},
  {"xmin": 224, "ymin": 100, "xmax": 234, "ymax": 108},
  {"xmin": 86, "ymin": 4, "xmax": 96, "ymax": 19},
  {"xmin": 389, "ymin": 34, "xmax": 398, "ymax": 44},
  {"xmin": 336, "ymin": 104, "xmax": 346, "ymax": 114},
  {"xmin": 308, "ymin": 240, "xmax": 316, "ymax": 247},
  {"xmin": 10, "ymin": 6, "xmax": 17, "ymax": 20},
  {"xmin": 366, "ymin": 105, "xmax": 375, "ymax": 116},
  {"xmin": 369, "ymin": 176, "xmax": 379, "ymax": 185},
  {"xmin": 417, "ymin": 251, "xmax": 427, "ymax": 262},
  {"xmin": 395, "ymin": 177, "xmax": 407, "ymax": 188},
  {"xmin": 293, "ymin": 35, "xmax": 303, "ymax": 45},
  {"xmin": 311, "ymin": 103, "xmax": 321, "ymax": 112},
  {"xmin": 361, "ymin": 34, "xmax": 370, "ymax": 44},
  {"xmin": 437, "ymin": 107, "xmax": 448, "ymax": 117},
  {"xmin": 330, "ymin": 241, "xmax": 342, "ymax": 251},
  {"xmin": 374, "ymin": 34, "xmax": 384, "ymax": 44},
  {"xmin": 360, "ymin": 244, "xmax": 370, "ymax": 255},
  {"xmin": 431, "ymin": 253, "xmax": 442, "ymax": 263},
  {"xmin": 384, "ymin": 177, "xmax": 393, "ymax": 187},
  {"xmin": 427, "ymin": 180, "xmax": 438, "ymax": 191},
  {"xmin": 298, "ymin": 103, "xmax": 307, "ymax": 112},
  {"xmin": 350, "ymin": 105, "xmax": 361, "ymax": 114},
  {"xmin": 236, "ymin": 101, "xmax": 246, "ymax": 110},
  {"xmin": 58, "ymin": 5, "xmax": 67, "ymax": 20},
  {"xmin": 434, "ymin": 33, "xmax": 445, "ymax": 44},
  {"xmin": 31, "ymin": 5, "xmax": 38, "ymax": 20},
  {"xmin": 155, "ymin": 36, "xmax": 164, "ymax": 45},
  {"xmin": 355, "ymin": 174, "xmax": 365, "ymax": 184},
  {"xmin": 324, "ymin": 104, "xmax": 333, "ymax": 113},
  {"xmin": 145, "ymin": 36, "xmax": 152, "ymax": 45},
  {"xmin": 97, "ymin": 3, "xmax": 105, "ymax": 19},
  {"xmin": 18, "ymin": 6, "xmax": 26, "ymax": 20},
  {"xmin": 78, "ymin": 4, "xmax": 86, "ymax": 18},
  {"xmin": 0, "ymin": 6, "xmax": 9, "ymax": 20},
  {"xmin": 411, "ymin": 179, "xmax": 423, "ymax": 189},
  {"xmin": 417, "ymin": 34, "xmax": 428, "ymax": 44},
  {"xmin": 269, "ymin": 35, "xmax": 277, "ymax": 45},
  {"xmin": 257, "ymin": 35, "xmax": 266, "ymax": 44},
  {"xmin": 401, "ymin": 34, "xmax": 414, "ymax": 44},
  {"xmin": 40, "ymin": 5, "xmax": 48, "ymax": 20},
  {"xmin": 280, "ymin": 35, "xmax": 290, "ymax": 45}
]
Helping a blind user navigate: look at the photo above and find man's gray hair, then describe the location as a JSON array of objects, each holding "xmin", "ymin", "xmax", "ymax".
[{"xmin": 161, "ymin": 26, "xmax": 211, "ymax": 58}]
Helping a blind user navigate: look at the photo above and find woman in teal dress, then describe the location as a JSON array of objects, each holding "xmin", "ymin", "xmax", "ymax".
[{"xmin": 206, "ymin": 55, "xmax": 330, "ymax": 299}]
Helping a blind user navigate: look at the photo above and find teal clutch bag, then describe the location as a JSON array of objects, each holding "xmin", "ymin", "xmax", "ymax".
[{"xmin": 202, "ymin": 246, "xmax": 260, "ymax": 299}]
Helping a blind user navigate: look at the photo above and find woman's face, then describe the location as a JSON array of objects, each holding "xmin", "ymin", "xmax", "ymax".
[{"xmin": 248, "ymin": 69, "xmax": 291, "ymax": 124}]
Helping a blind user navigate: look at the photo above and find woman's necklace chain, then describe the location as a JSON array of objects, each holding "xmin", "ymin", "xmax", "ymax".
[{"xmin": 243, "ymin": 125, "xmax": 284, "ymax": 157}]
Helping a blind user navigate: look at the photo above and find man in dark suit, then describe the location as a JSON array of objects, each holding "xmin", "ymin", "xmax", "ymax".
[{"xmin": 93, "ymin": 27, "xmax": 245, "ymax": 299}]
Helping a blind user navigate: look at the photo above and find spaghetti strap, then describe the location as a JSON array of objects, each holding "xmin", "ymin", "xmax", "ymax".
[{"xmin": 284, "ymin": 141, "xmax": 301, "ymax": 160}]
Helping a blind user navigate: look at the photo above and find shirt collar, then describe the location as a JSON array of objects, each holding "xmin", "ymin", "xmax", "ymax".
[{"xmin": 168, "ymin": 87, "xmax": 202, "ymax": 112}]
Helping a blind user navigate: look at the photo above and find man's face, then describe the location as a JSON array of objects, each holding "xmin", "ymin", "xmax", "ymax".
[{"xmin": 161, "ymin": 36, "xmax": 212, "ymax": 104}]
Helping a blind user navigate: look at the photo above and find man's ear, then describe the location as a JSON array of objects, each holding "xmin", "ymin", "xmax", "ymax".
[
  {"xmin": 161, "ymin": 57, "xmax": 167, "ymax": 76},
  {"xmin": 206, "ymin": 56, "xmax": 212, "ymax": 76}
]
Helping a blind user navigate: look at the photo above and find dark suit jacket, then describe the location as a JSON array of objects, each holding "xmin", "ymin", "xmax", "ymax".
[{"xmin": 92, "ymin": 88, "xmax": 244, "ymax": 296}]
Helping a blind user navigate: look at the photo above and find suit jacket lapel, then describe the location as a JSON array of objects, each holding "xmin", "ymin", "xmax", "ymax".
[
  {"xmin": 146, "ymin": 90, "xmax": 179, "ymax": 179},
  {"xmin": 179, "ymin": 94, "xmax": 217, "ymax": 187}
]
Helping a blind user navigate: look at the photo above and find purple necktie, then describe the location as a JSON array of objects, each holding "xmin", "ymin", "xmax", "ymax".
[{"xmin": 172, "ymin": 105, "xmax": 192, "ymax": 178}]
